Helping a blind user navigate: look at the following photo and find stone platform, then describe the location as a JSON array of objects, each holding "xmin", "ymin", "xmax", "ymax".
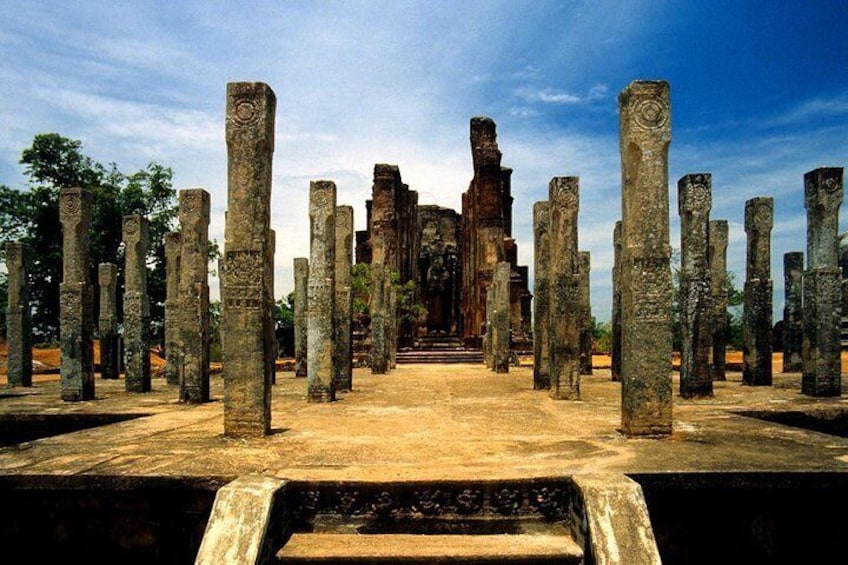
[{"xmin": 1, "ymin": 362, "xmax": 847, "ymax": 481}]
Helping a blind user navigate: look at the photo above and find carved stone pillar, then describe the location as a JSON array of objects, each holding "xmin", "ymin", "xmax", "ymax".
[{"xmin": 743, "ymin": 197, "xmax": 773, "ymax": 386}]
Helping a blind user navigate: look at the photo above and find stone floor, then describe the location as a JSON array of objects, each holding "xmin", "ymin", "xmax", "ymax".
[{"xmin": 1, "ymin": 361, "xmax": 847, "ymax": 482}]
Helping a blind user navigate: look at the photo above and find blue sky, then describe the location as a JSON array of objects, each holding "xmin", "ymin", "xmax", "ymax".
[{"xmin": 2, "ymin": 0, "xmax": 847, "ymax": 322}]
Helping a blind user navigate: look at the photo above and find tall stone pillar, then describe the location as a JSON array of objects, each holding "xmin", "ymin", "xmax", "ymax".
[
  {"xmin": 267, "ymin": 229, "xmax": 277, "ymax": 385},
  {"xmin": 163, "ymin": 232, "xmax": 181, "ymax": 385},
  {"xmin": 5, "ymin": 242, "xmax": 32, "ymax": 387},
  {"xmin": 743, "ymin": 197, "xmax": 774, "ymax": 386},
  {"xmin": 708, "ymin": 220, "xmax": 728, "ymax": 381},
  {"xmin": 782, "ymin": 252, "xmax": 804, "ymax": 373},
  {"xmin": 334, "ymin": 205, "xmax": 354, "ymax": 392},
  {"xmin": 484, "ymin": 288, "xmax": 493, "ymax": 368},
  {"xmin": 492, "ymin": 261, "xmax": 511, "ymax": 373},
  {"xmin": 802, "ymin": 167, "xmax": 844, "ymax": 396},
  {"xmin": 307, "ymin": 180, "xmax": 336, "ymax": 402},
  {"xmin": 678, "ymin": 174, "xmax": 713, "ymax": 398},
  {"xmin": 370, "ymin": 263, "xmax": 388, "ymax": 374},
  {"xmin": 578, "ymin": 251, "xmax": 593, "ymax": 376},
  {"xmin": 619, "ymin": 80, "xmax": 673, "ymax": 436},
  {"xmin": 611, "ymin": 221, "xmax": 623, "ymax": 382},
  {"xmin": 533, "ymin": 201, "xmax": 551, "ymax": 389},
  {"xmin": 388, "ymin": 281, "xmax": 397, "ymax": 370},
  {"xmin": 293, "ymin": 258, "xmax": 309, "ymax": 377},
  {"xmin": 60, "ymin": 187, "xmax": 95, "ymax": 401},
  {"xmin": 123, "ymin": 215, "xmax": 151, "ymax": 393},
  {"xmin": 98, "ymin": 263, "xmax": 119, "ymax": 381},
  {"xmin": 178, "ymin": 189, "xmax": 211, "ymax": 403},
  {"xmin": 548, "ymin": 177, "xmax": 581, "ymax": 400},
  {"xmin": 222, "ymin": 81, "xmax": 275, "ymax": 437}
]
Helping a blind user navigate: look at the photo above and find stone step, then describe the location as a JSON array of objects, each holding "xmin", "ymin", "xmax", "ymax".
[
  {"xmin": 276, "ymin": 533, "xmax": 583, "ymax": 563},
  {"xmin": 397, "ymin": 352, "xmax": 483, "ymax": 364}
]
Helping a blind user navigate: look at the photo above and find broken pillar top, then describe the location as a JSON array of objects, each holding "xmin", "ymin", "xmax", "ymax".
[
  {"xmin": 549, "ymin": 177, "xmax": 580, "ymax": 211},
  {"xmin": 5, "ymin": 241, "xmax": 27, "ymax": 266},
  {"xmin": 374, "ymin": 163, "xmax": 401, "ymax": 180},
  {"xmin": 678, "ymin": 173, "xmax": 712, "ymax": 215},
  {"xmin": 709, "ymin": 220, "xmax": 728, "ymax": 248},
  {"xmin": 470, "ymin": 116, "xmax": 502, "ymax": 170},
  {"xmin": 744, "ymin": 196, "xmax": 773, "ymax": 281},
  {"xmin": 805, "ymin": 167, "xmax": 844, "ymax": 213},
  {"xmin": 804, "ymin": 167, "xmax": 843, "ymax": 270},
  {"xmin": 225, "ymin": 81, "xmax": 276, "ymax": 151}
]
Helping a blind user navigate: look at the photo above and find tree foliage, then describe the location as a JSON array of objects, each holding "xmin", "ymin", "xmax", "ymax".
[{"xmin": 0, "ymin": 133, "xmax": 177, "ymax": 343}]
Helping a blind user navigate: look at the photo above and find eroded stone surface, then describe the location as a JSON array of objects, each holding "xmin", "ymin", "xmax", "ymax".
[
  {"xmin": 743, "ymin": 197, "xmax": 773, "ymax": 386},
  {"xmin": 307, "ymin": 181, "xmax": 336, "ymax": 402},
  {"xmin": 678, "ymin": 174, "xmax": 712, "ymax": 398},
  {"xmin": 492, "ymin": 261, "xmax": 511, "ymax": 374},
  {"xmin": 708, "ymin": 220, "xmax": 728, "ymax": 381},
  {"xmin": 611, "ymin": 222, "xmax": 622, "ymax": 383},
  {"xmin": 783, "ymin": 252, "xmax": 804, "ymax": 373},
  {"xmin": 222, "ymin": 81, "xmax": 275, "ymax": 437},
  {"xmin": 178, "ymin": 189, "xmax": 210, "ymax": 403},
  {"xmin": 59, "ymin": 187, "xmax": 95, "ymax": 402},
  {"xmin": 123, "ymin": 214, "xmax": 151, "ymax": 393},
  {"xmin": 533, "ymin": 201, "xmax": 551, "ymax": 389},
  {"xmin": 5, "ymin": 242, "xmax": 32, "ymax": 387},
  {"xmin": 293, "ymin": 258, "xmax": 309, "ymax": 378},
  {"xmin": 618, "ymin": 81, "xmax": 673, "ymax": 435},
  {"xmin": 802, "ymin": 167, "xmax": 844, "ymax": 396},
  {"xmin": 163, "ymin": 231, "xmax": 181, "ymax": 385},
  {"xmin": 98, "ymin": 262, "xmax": 119, "ymax": 381},
  {"xmin": 370, "ymin": 263, "xmax": 388, "ymax": 375},
  {"xmin": 548, "ymin": 177, "xmax": 580, "ymax": 400},
  {"xmin": 334, "ymin": 205, "xmax": 354, "ymax": 392},
  {"xmin": 579, "ymin": 251, "xmax": 593, "ymax": 376}
]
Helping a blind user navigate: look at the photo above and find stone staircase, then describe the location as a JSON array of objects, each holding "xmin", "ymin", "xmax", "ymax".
[
  {"xmin": 397, "ymin": 333, "xmax": 483, "ymax": 364},
  {"xmin": 275, "ymin": 480, "xmax": 582, "ymax": 564}
]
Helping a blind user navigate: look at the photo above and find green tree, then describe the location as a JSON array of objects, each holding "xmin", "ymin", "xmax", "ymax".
[
  {"xmin": 0, "ymin": 133, "xmax": 177, "ymax": 342},
  {"xmin": 274, "ymin": 292, "xmax": 295, "ymax": 356}
]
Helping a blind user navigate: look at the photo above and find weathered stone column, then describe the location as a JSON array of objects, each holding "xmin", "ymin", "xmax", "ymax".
[
  {"xmin": 533, "ymin": 201, "xmax": 551, "ymax": 389},
  {"xmin": 708, "ymin": 220, "xmax": 728, "ymax": 381},
  {"xmin": 307, "ymin": 180, "xmax": 336, "ymax": 402},
  {"xmin": 492, "ymin": 261, "xmax": 511, "ymax": 373},
  {"xmin": 293, "ymin": 258, "xmax": 309, "ymax": 377},
  {"xmin": 619, "ymin": 80, "xmax": 673, "ymax": 435},
  {"xmin": 5, "ymin": 242, "xmax": 32, "ymax": 387},
  {"xmin": 370, "ymin": 263, "xmax": 388, "ymax": 374},
  {"xmin": 222, "ymin": 81, "xmax": 275, "ymax": 437},
  {"xmin": 611, "ymin": 221, "xmax": 622, "ymax": 382},
  {"xmin": 123, "ymin": 215, "xmax": 151, "ymax": 393},
  {"xmin": 267, "ymin": 229, "xmax": 277, "ymax": 385},
  {"xmin": 484, "ymin": 288, "xmax": 493, "ymax": 368},
  {"xmin": 783, "ymin": 251, "xmax": 804, "ymax": 373},
  {"xmin": 334, "ymin": 205, "xmax": 354, "ymax": 392},
  {"xmin": 548, "ymin": 177, "xmax": 581, "ymax": 400},
  {"xmin": 388, "ymin": 281, "xmax": 397, "ymax": 370},
  {"xmin": 578, "ymin": 251, "xmax": 593, "ymax": 376},
  {"xmin": 59, "ymin": 187, "xmax": 95, "ymax": 401},
  {"xmin": 178, "ymin": 189, "xmax": 211, "ymax": 403},
  {"xmin": 163, "ymin": 232, "xmax": 181, "ymax": 385},
  {"xmin": 743, "ymin": 197, "xmax": 774, "ymax": 386},
  {"xmin": 98, "ymin": 263, "xmax": 119, "ymax": 381},
  {"xmin": 802, "ymin": 167, "xmax": 844, "ymax": 396},
  {"xmin": 678, "ymin": 174, "xmax": 713, "ymax": 398}
]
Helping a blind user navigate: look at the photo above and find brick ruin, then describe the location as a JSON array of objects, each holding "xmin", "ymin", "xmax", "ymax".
[{"xmin": 355, "ymin": 117, "xmax": 532, "ymax": 350}]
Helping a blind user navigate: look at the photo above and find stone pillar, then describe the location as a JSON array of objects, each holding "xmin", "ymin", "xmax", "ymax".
[
  {"xmin": 370, "ymin": 263, "xmax": 388, "ymax": 374},
  {"xmin": 548, "ymin": 177, "xmax": 581, "ymax": 400},
  {"xmin": 708, "ymin": 220, "xmax": 729, "ymax": 381},
  {"xmin": 98, "ymin": 262, "xmax": 119, "ymax": 381},
  {"xmin": 5, "ymin": 242, "xmax": 32, "ymax": 387},
  {"xmin": 678, "ymin": 174, "xmax": 713, "ymax": 398},
  {"xmin": 578, "ymin": 251, "xmax": 593, "ymax": 376},
  {"xmin": 783, "ymin": 252, "xmax": 804, "ymax": 373},
  {"xmin": 178, "ymin": 189, "xmax": 211, "ymax": 403},
  {"xmin": 611, "ymin": 221, "xmax": 622, "ymax": 382},
  {"xmin": 59, "ymin": 187, "xmax": 95, "ymax": 401},
  {"xmin": 163, "ymin": 232, "xmax": 181, "ymax": 385},
  {"xmin": 619, "ymin": 80, "xmax": 673, "ymax": 436},
  {"xmin": 492, "ymin": 261, "xmax": 511, "ymax": 373},
  {"xmin": 533, "ymin": 201, "xmax": 551, "ymax": 389},
  {"xmin": 802, "ymin": 167, "xmax": 844, "ymax": 396},
  {"xmin": 222, "ymin": 81, "xmax": 275, "ymax": 437},
  {"xmin": 123, "ymin": 215, "xmax": 151, "ymax": 393},
  {"xmin": 267, "ymin": 229, "xmax": 277, "ymax": 385},
  {"xmin": 484, "ymin": 288, "xmax": 493, "ymax": 368},
  {"xmin": 334, "ymin": 205, "xmax": 354, "ymax": 392},
  {"xmin": 307, "ymin": 180, "xmax": 336, "ymax": 402},
  {"xmin": 293, "ymin": 258, "xmax": 309, "ymax": 377},
  {"xmin": 742, "ymin": 197, "xmax": 774, "ymax": 386},
  {"xmin": 388, "ymin": 281, "xmax": 397, "ymax": 370}
]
